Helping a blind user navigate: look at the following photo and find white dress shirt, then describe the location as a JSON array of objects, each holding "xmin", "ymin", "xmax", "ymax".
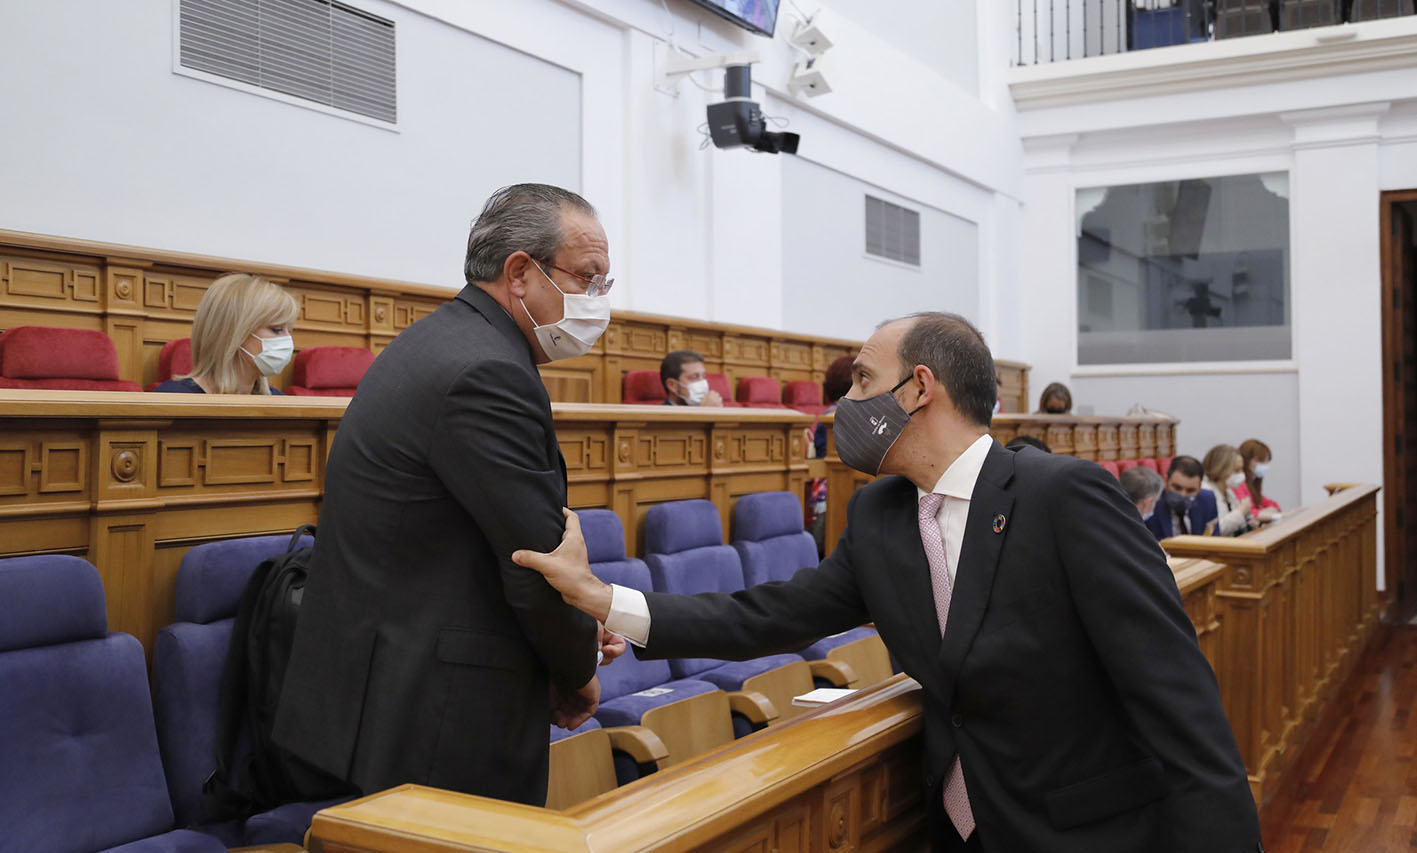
[{"xmin": 604, "ymin": 433, "xmax": 997, "ymax": 647}]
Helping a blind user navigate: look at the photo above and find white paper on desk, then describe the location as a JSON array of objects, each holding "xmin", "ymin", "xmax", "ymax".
[{"xmin": 791, "ymin": 687, "xmax": 857, "ymax": 708}]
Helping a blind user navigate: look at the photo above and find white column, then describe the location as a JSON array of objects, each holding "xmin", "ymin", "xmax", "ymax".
[
  {"xmin": 1018, "ymin": 133, "xmax": 1080, "ymax": 403},
  {"xmin": 1283, "ymin": 102, "xmax": 1389, "ymax": 586}
]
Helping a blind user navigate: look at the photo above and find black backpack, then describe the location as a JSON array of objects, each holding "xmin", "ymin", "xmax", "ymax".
[{"xmin": 203, "ymin": 524, "xmax": 351, "ymax": 820}]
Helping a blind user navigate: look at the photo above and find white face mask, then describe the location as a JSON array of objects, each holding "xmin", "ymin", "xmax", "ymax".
[
  {"xmin": 522, "ymin": 263, "xmax": 610, "ymax": 361},
  {"xmin": 680, "ymin": 378, "xmax": 710, "ymax": 405},
  {"xmin": 1254, "ymin": 462, "xmax": 1270, "ymax": 479},
  {"xmin": 240, "ymin": 334, "xmax": 293, "ymax": 377},
  {"xmin": 1227, "ymin": 471, "xmax": 1246, "ymax": 489}
]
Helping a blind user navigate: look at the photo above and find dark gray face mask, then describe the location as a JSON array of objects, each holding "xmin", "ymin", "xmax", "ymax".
[{"xmin": 832, "ymin": 375, "xmax": 919, "ymax": 476}]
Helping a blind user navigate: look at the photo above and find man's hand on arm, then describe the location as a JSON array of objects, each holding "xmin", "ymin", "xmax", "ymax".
[
  {"xmin": 513, "ymin": 508, "xmax": 615, "ymax": 623},
  {"xmin": 598, "ymin": 622, "xmax": 627, "ymax": 664},
  {"xmin": 550, "ymin": 675, "xmax": 601, "ymax": 730}
]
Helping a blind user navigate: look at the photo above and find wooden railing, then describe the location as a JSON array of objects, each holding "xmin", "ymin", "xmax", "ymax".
[
  {"xmin": 819, "ymin": 412, "xmax": 1181, "ymax": 552},
  {"xmin": 0, "ymin": 391, "xmax": 812, "ymax": 652},
  {"xmin": 0, "ymin": 229, "xmax": 1032, "ymax": 411},
  {"xmin": 1161, "ymin": 484, "xmax": 1381, "ymax": 803},
  {"xmin": 304, "ymin": 554, "xmax": 1232, "ymax": 852},
  {"xmin": 307, "ymin": 675, "xmax": 928, "ymax": 853}
]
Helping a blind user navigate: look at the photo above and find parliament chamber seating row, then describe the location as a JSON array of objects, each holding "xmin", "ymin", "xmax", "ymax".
[
  {"xmin": 622, "ymin": 369, "xmax": 833, "ymax": 415},
  {"xmin": 0, "ymin": 325, "xmax": 377, "ymax": 397},
  {"xmin": 0, "ymin": 229, "xmax": 1032, "ymax": 411}
]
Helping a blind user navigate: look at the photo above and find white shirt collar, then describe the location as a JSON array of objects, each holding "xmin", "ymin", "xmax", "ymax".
[{"xmin": 916, "ymin": 433, "xmax": 994, "ymax": 502}]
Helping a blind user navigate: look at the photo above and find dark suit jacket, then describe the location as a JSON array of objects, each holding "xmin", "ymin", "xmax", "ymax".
[
  {"xmin": 273, "ymin": 284, "xmax": 598, "ymax": 805},
  {"xmin": 638, "ymin": 442, "xmax": 1260, "ymax": 852},
  {"xmin": 1145, "ymin": 489, "xmax": 1220, "ymax": 541}
]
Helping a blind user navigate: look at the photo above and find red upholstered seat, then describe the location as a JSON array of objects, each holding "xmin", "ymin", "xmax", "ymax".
[
  {"xmin": 1154, "ymin": 457, "xmax": 1173, "ymax": 476},
  {"xmin": 736, "ymin": 376, "xmax": 782, "ymax": 408},
  {"xmin": 284, "ymin": 346, "xmax": 375, "ymax": 397},
  {"xmin": 1097, "ymin": 460, "xmax": 1121, "ymax": 479},
  {"xmin": 0, "ymin": 326, "xmax": 141, "ymax": 392},
  {"xmin": 623, "ymin": 370, "xmax": 664, "ymax": 404},
  {"xmin": 1116, "ymin": 459, "xmax": 1143, "ymax": 474},
  {"xmin": 1138, "ymin": 458, "xmax": 1161, "ymax": 474},
  {"xmin": 707, "ymin": 373, "xmax": 743, "ymax": 408},
  {"xmin": 783, "ymin": 380, "xmax": 826, "ymax": 415},
  {"xmin": 145, "ymin": 338, "xmax": 194, "ymax": 391}
]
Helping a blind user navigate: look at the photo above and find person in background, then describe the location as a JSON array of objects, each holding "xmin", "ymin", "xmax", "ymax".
[
  {"xmin": 809, "ymin": 355, "xmax": 857, "ymax": 555},
  {"xmin": 813, "ymin": 355, "xmax": 855, "ymax": 459},
  {"xmin": 1004, "ymin": 434, "xmax": 1051, "ymax": 453},
  {"xmin": 1202, "ymin": 444, "xmax": 1253, "ymax": 536},
  {"xmin": 154, "ymin": 273, "xmax": 297, "ymax": 394},
  {"xmin": 1036, "ymin": 382, "xmax": 1072, "ymax": 415},
  {"xmin": 660, "ymin": 349, "xmax": 723, "ymax": 406},
  {"xmin": 993, "ymin": 377, "xmax": 1004, "ymax": 414},
  {"xmin": 1121, "ymin": 465, "xmax": 1166, "ymax": 521},
  {"xmin": 1236, "ymin": 439, "xmax": 1282, "ymax": 524},
  {"xmin": 1146, "ymin": 455, "xmax": 1220, "ymax": 541}
]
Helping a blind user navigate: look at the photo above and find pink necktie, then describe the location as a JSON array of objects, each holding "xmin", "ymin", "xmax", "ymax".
[{"xmin": 918, "ymin": 492, "xmax": 977, "ymax": 841}]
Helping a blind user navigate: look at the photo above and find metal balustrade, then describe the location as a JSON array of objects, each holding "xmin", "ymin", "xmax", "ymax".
[{"xmin": 1012, "ymin": 0, "xmax": 1414, "ymax": 65}]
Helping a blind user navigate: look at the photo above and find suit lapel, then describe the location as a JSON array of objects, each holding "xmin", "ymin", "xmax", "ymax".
[
  {"xmin": 882, "ymin": 480, "xmax": 945, "ymax": 663},
  {"xmin": 937, "ymin": 442, "xmax": 1015, "ymax": 682}
]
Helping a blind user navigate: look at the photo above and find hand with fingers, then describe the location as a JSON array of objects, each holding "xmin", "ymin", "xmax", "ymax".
[{"xmin": 513, "ymin": 507, "xmax": 615, "ymax": 623}]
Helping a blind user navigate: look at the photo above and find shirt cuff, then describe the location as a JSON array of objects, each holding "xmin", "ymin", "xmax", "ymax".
[{"xmin": 606, "ymin": 583, "xmax": 651, "ymax": 648}]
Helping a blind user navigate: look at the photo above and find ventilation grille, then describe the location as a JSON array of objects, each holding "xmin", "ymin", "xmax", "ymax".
[
  {"xmin": 179, "ymin": 0, "xmax": 396, "ymax": 123},
  {"xmin": 865, "ymin": 196, "xmax": 921, "ymax": 266}
]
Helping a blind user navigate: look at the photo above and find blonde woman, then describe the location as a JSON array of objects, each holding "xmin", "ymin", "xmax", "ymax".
[
  {"xmin": 1201, "ymin": 444, "xmax": 1253, "ymax": 536},
  {"xmin": 154, "ymin": 273, "xmax": 298, "ymax": 394}
]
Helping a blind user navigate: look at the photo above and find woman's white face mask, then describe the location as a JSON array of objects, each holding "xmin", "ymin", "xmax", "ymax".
[
  {"xmin": 521, "ymin": 262, "xmax": 610, "ymax": 361},
  {"xmin": 241, "ymin": 333, "xmax": 294, "ymax": 377}
]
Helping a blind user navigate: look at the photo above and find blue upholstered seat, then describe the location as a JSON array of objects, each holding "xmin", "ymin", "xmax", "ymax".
[
  {"xmin": 0, "ymin": 555, "xmax": 227, "ymax": 853},
  {"xmin": 641, "ymin": 500, "xmax": 810, "ymax": 695},
  {"xmin": 578, "ymin": 510, "xmax": 723, "ymax": 728},
  {"xmin": 731, "ymin": 491, "xmax": 880, "ymax": 665},
  {"xmin": 151, "ymin": 533, "xmax": 348, "ymax": 846}
]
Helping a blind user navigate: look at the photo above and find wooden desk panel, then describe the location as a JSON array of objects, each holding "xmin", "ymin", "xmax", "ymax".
[
  {"xmin": 0, "ymin": 229, "xmax": 1031, "ymax": 410},
  {"xmin": 1161, "ymin": 485, "xmax": 1381, "ymax": 804},
  {"xmin": 307, "ymin": 675, "xmax": 927, "ymax": 853},
  {"xmin": 0, "ymin": 392, "xmax": 812, "ymax": 652}
]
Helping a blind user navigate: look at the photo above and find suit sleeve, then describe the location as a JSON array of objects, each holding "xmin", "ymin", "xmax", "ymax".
[
  {"xmin": 427, "ymin": 359, "xmax": 598, "ymax": 693},
  {"xmin": 1048, "ymin": 463, "xmax": 1260, "ymax": 851},
  {"xmin": 639, "ymin": 490, "xmax": 872, "ymax": 662}
]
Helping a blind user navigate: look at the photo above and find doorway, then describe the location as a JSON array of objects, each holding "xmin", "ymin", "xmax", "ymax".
[{"xmin": 1381, "ymin": 190, "xmax": 1417, "ymax": 623}]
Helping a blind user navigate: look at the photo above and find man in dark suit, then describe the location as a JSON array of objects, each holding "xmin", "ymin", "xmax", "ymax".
[
  {"xmin": 274, "ymin": 184, "xmax": 621, "ymax": 806},
  {"xmin": 1146, "ymin": 455, "xmax": 1221, "ymax": 541},
  {"xmin": 515, "ymin": 312, "xmax": 1262, "ymax": 852}
]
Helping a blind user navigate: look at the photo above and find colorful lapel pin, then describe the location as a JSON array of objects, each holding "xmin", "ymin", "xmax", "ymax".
[{"xmin": 992, "ymin": 513, "xmax": 1007, "ymax": 534}]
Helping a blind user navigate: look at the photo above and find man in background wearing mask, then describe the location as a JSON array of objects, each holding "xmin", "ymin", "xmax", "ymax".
[
  {"xmin": 275, "ymin": 184, "xmax": 623, "ymax": 806},
  {"xmin": 1120, "ymin": 465, "xmax": 1165, "ymax": 521},
  {"xmin": 660, "ymin": 349, "xmax": 723, "ymax": 406},
  {"xmin": 514, "ymin": 312, "xmax": 1261, "ymax": 853},
  {"xmin": 1145, "ymin": 455, "xmax": 1220, "ymax": 541}
]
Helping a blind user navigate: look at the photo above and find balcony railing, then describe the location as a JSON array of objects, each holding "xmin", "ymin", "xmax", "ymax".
[{"xmin": 1012, "ymin": 0, "xmax": 1415, "ymax": 65}]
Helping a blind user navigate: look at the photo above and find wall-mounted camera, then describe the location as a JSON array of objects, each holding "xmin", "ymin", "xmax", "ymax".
[{"xmin": 706, "ymin": 65, "xmax": 800, "ymax": 155}]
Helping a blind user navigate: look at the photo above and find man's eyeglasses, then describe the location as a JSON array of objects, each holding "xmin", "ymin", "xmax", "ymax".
[{"xmin": 539, "ymin": 260, "xmax": 614, "ymax": 297}]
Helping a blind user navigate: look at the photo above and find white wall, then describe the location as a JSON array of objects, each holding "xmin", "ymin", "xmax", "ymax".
[
  {"xmin": 1011, "ymin": 29, "xmax": 1417, "ymax": 586},
  {"xmin": 0, "ymin": 0, "xmax": 1023, "ymax": 354},
  {"xmin": 780, "ymin": 156, "xmax": 979, "ymax": 341}
]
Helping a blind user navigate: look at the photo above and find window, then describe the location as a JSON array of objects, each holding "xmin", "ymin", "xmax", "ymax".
[
  {"xmin": 865, "ymin": 195, "xmax": 922, "ymax": 266},
  {"xmin": 179, "ymin": 0, "xmax": 397, "ymax": 124},
  {"xmin": 1076, "ymin": 172, "xmax": 1290, "ymax": 365}
]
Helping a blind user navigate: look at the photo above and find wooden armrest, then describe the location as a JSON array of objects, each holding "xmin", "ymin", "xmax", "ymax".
[
  {"xmin": 728, "ymin": 690, "xmax": 779, "ymax": 725},
  {"xmin": 809, "ymin": 658, "xmax": 858, "ymax": 687},
  {"xmin": 230, "ymin": 844, "xmax": 304, "ymax": 853},
  {"xmin": 603, "ymin": 725, "xmax": 669, "ymax": 764}
]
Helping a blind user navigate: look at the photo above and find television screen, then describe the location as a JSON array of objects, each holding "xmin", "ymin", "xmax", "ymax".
[{"xmin": 684, "ymin": 0, "xmax": 780, "ymax": 37}]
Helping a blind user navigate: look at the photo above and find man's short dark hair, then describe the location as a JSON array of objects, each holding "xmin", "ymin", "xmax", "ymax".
[
  {"xmin": 823, "ymin": 355, "xmax": 854, "ymax": 404},
  {"xmin": 1006, "ymin": 435, "xmax": 1051, "ymax": 453},
  {"xmin": 464, "ymin": 184, "xmax": 596, "ymax": 285},
  {"xmin": 888, "ymin": 312, "xmax": 997, "ymax": 428},
  {"xmin": 1121, "ymin": 466, "xmax": 1165, "ymax": 503},
  {"xmin": 660, "ymin": 350, "xmax": 705, "ymax": 394},
  {"xmin": 1168, "ymin": 455, "xmax": 1204, "ymax": 480}
]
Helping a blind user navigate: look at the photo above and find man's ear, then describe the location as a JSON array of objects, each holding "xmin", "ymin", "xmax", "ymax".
[
  {"xmin": 912, "ymin": 364, "xmax": 937, "ymax": 408},
  {"xmin": 504, "ymin": 251, "xmax": 535, "ymax": 299}
]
